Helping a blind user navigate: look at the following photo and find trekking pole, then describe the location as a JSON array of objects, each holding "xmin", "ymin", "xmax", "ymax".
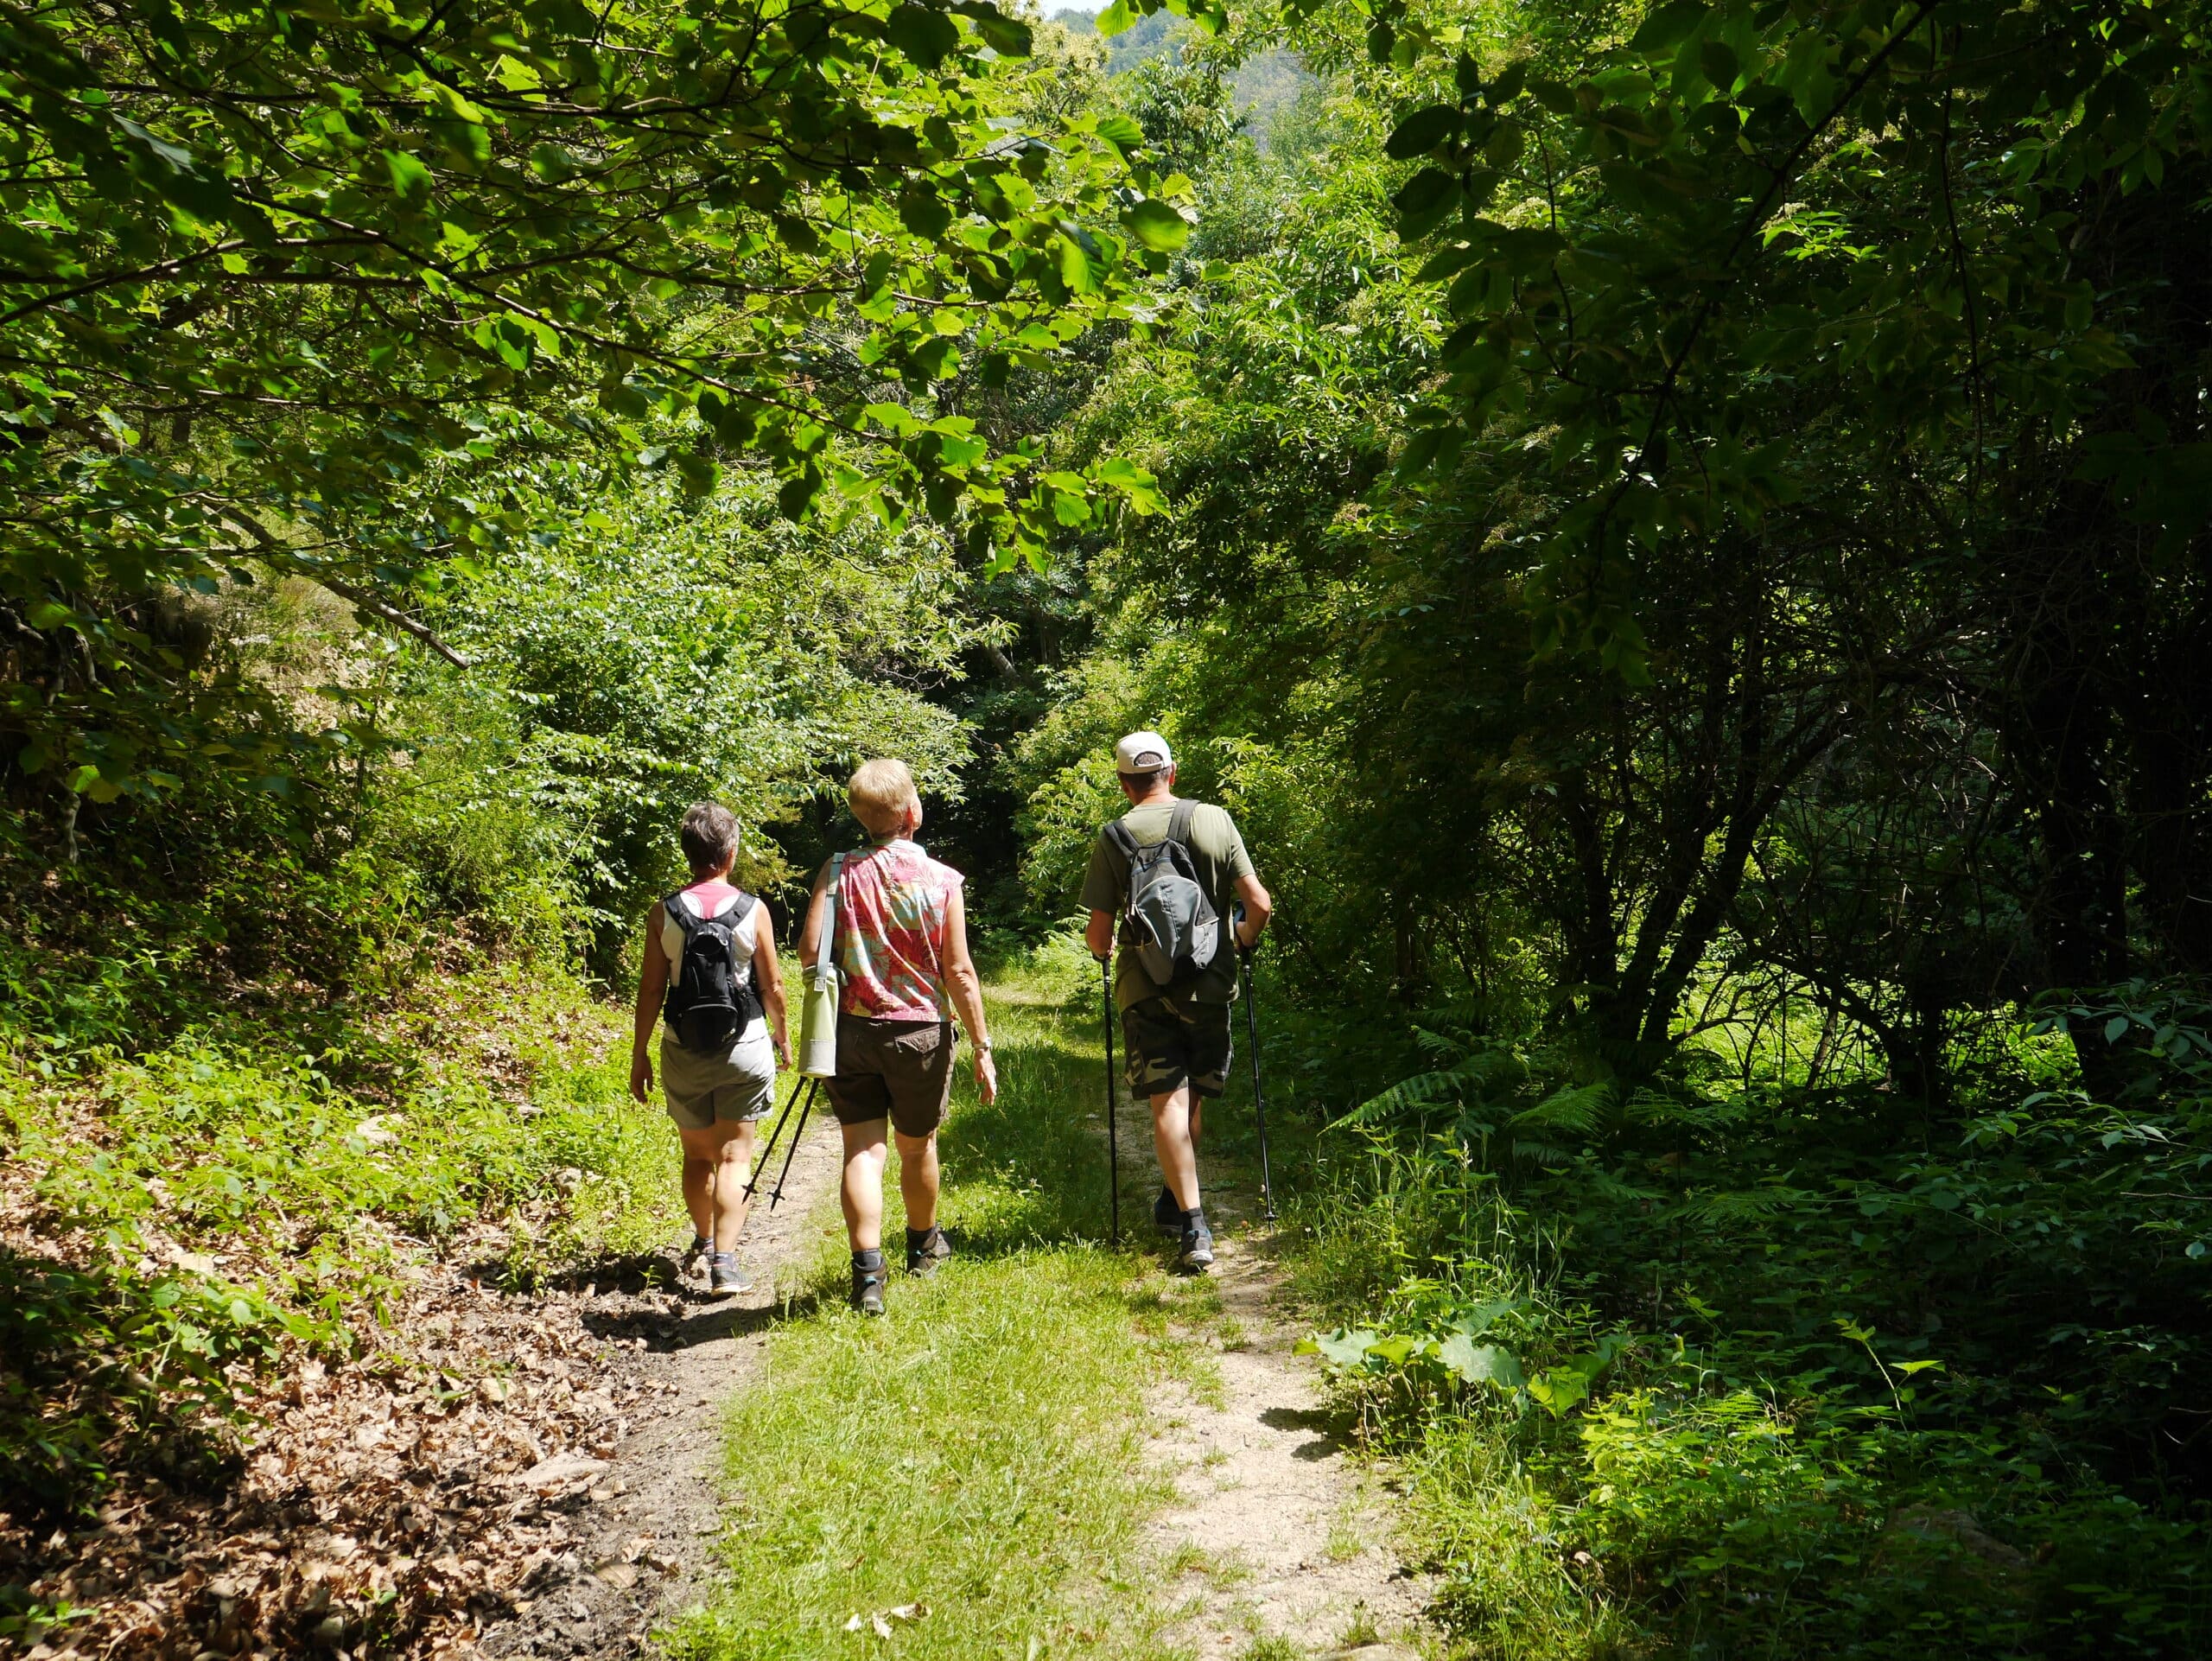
[
  {"xmin": 1101, "ymin": 952, "xmax": 1121, "ymax": 1249},
  {"xmin": 742, "ymin": 1073, "xmax": 809, "ymax": 1201},
  {"xmin": 1238, "ymin": 935, "xmax": 1278, "ymax": 1223},
  {"xmin": 768, "ymin": 1078, "xmax": 820, "ymax": 1210}
]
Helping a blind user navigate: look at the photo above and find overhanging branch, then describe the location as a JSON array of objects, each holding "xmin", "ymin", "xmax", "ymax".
[{"xmin": 219, "ymin": 506, "xmax": 473, "ymax": 669}]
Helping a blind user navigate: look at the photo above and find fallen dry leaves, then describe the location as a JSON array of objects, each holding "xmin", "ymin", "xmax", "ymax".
[
  {"xmin": 0, "ymin": 1219, "xmax": 699, "ymax": 1661},
  {"xmin": 0, "ymin": 955, "xmax": 701, "ymax": 1661}
]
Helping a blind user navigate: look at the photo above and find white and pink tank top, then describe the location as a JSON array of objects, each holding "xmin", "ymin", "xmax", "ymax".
[{"xmin": 835, "ymin": 838, "xmax": 963, "ymax": 1022}]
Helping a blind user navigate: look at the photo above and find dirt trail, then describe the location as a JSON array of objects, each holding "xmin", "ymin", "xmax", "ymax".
[
  {"xmin": 1142, "ymin": 1228, "xmax": 1433, "ymax": 1659},
  {"xmin": 478, "ymin": 1111, "xmax": 842, "ymax": 1659}
]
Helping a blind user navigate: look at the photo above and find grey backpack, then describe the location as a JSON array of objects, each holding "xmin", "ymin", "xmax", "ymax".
[{"xmin": 1106, "ymin": 801, "xmax": 1222, "ymax": 990}]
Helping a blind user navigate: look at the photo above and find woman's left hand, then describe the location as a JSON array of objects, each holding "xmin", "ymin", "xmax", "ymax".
[{"xmin": 974, "ymin": 1047, "xmax": 998, "ymax": 1106}]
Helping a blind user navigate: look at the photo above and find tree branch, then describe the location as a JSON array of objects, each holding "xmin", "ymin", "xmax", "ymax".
[{"xmin": 219, "ymin": 506, "xmax": 473, "ymax": 668}]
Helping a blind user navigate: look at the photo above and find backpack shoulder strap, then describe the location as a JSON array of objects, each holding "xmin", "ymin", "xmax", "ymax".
[
  {"xmin": 1104, "ymin": 816, "xmax": 1142, "ymax": 862},
  {"xmin": 1165, "ymin": 799, "xmax": 1198, "ymax": 848},
  {"xmin": 664, "ymin": 892, "xmax": 700, "ymax": 935},
  {"xmin": 813, "ymin": 856, "xmax": 842, "ymax": 977}
]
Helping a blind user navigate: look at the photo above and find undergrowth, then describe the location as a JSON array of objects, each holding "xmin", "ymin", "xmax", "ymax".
[
  {"xmin": 1277, "ymin": 987, "xmax": 2212, "ymax": 1660},
  {"xmin": 0, "ymin": 833, "xmax": 677, "ymax": 1527}
]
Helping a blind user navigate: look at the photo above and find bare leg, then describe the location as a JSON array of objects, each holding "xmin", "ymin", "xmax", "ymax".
[
  {"xmin": 709, "ymin": 1122, "xmax": 756, "ymax": 1251},
  {"xmin": 841, "ymin": 1118, "xmax": 890, "ymax": 1251},
  {"xmin": 1149, "ymin": 1084, "xmax": 1201, "ymax": 1212},
  {"xmin": 681, "ymin": 1147, "xmax": 714, "ymax": 1241},
  {"xmin": 895, "ymin": 1130, "xmax": 939, "ymax": 1231},
  {"xmin": 679, "ymin": 1121, "xmax": 758, "ymax": 1252}
]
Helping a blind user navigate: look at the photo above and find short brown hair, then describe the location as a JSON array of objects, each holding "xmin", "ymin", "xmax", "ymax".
[
  {"xmin": 1118, "ymin": 767, "xmax": 1167, "ymax": 792},
  {"xmin": 679, "ymin": 801, "xmax": 741, "ymax": 875},
  {"xmin": 847, "ymin": 758, "xmax": 918, "ymax": 837}
]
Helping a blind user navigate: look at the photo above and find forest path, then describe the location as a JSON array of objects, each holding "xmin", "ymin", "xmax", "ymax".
[
  {"xmin": 1141, "ymin": 1233, "xmax": 1433, "ymax": 1658},
  {"xmin": 1127, "ymin": 1155, "xmax": 1434, "ymax": 1659},
  {"xmin": 484, "ymin": 964, "xmax": 1436, "ymax": 1661},
  {"xmin": 477, "ymin": 1104, "xmax": 843, "ymax": 1661}
]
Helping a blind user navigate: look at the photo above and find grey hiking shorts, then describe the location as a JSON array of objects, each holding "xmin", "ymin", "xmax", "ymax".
[{"xmin": 660, "ymin": 1026, "xmax": 775, "ymax": 1131}]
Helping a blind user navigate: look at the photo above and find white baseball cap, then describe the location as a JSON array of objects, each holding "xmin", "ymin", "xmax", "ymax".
[{"xmin": 1114, "ymin": 730, "xmax": 1174, "ymax": 773}]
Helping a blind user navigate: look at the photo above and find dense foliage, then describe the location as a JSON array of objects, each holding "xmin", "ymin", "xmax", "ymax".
[
  {"xmin": 1004, "ymin": 0, "xmax": 2212, "ymax": 1652},
  {"xmin": 5, "ymin": 0, "xmax": 2212, "ymax": 1655},
  {"xmin": 0, "ymin": 0, "xmax": 1195, "ymax": 805}
]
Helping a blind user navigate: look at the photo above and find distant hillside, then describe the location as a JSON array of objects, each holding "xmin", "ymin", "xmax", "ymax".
[{"xmin": 1051, "ymin": 12, "xmax": 1314, "ymax": 147}]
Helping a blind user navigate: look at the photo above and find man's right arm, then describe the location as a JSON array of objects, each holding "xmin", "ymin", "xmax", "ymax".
[
  {"xmin": 1214, "ymin": 809, "xmax": 1270, "ymax": 950},
  {"xmin": 1232, "ymin": 873, "xmax": 1272, "ymax": 949}
]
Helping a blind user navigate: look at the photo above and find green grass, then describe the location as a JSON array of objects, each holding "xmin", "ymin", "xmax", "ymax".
[{"xmin": 665, "ymin": 942, "xmax": 1224, "ymax": 1660}]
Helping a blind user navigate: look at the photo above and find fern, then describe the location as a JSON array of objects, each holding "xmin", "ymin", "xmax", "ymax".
[
  {"xmin": 1510, "ymin": 1081, "xmax": 1613, "ymax": 1137},
  {"xmin": 1672, "ymin": 1187, "xmax": 1819, "ymax": 1224},
  {"xmin": 1334, "ymin": 1040, "xmax": 1529, "ymax": 1131}
]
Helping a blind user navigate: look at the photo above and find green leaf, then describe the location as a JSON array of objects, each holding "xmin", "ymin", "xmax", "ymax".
[
  {"xmin": 951, "ymin": 1, "xmax": 1033, "ymax": 55},
  {"xmin": 1096, "ymin": 114, "xmax": 1145, "ymax": 153},
  {"xmin": 887, "ymin": 3, "xmax": 962, "ymax": 68},
  {"xmin": 1302, "ymin": 1327, "xmax": 1378, "ymax": 1369},
  {"xmin": 1121, "ymin": 199, "xmax": 1192, "ymax": 251},
  {"xmin": 1386, "ymin": 105, "xmax": 1461, "ymax": 160},
  {"xmin": 1057, "ymin": 233, "xmax": 1100, "ymax": 294},
  {"xmin": 1630, "ymin": 0, "xmax": 1707, "ymax": 55},
  {"xmin": 1437, "ymin": 1334, "xmax": 1526, "ymax": 1388},
  {"xmin": 779, "ymin": 469, "xmax": 823, "ymax": 520},
  {"xmin": 1393, "ymin": 168, "xmax": 1460, "ymax": 240},
  {"xmin": 1096, "ymin": 0, "xmax": 1137, "ymax": 36},
  {"xmin": 2104, "ymin": 1015, "xmax": 2133, "ymax": 1044},
  {"xmin": 383, "ymin": 149, "xmax": 434, "ymax": 207}
]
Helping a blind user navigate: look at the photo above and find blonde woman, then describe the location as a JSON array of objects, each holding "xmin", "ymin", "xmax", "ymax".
[{"xmin": 800, "ymin": 759, "xmax": 996, "ymax": 1315}]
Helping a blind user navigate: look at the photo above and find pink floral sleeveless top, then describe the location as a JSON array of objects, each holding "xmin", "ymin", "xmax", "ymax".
[{"xmin": 835, "ymin": 838, "xmax": 963, "ymax": 1021}]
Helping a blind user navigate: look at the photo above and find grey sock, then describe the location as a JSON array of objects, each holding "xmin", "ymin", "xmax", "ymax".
[{"xmin": 853, "ymin": 1248, "xmax": 885, "ymax": 1273}]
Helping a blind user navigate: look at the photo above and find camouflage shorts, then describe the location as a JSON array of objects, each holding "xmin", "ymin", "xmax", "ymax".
[{"xmin": 1120, "ymin": 996, "xmax": 1233, "ymax": 1103}]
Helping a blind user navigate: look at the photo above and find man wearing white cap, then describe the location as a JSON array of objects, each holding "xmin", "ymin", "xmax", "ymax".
[{"xmin": 1081, "ymin": 730, "xmax": 1272, "ymax": 1270}]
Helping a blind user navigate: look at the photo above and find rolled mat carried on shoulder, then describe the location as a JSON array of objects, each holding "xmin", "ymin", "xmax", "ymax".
[{"xmin": 798, "ymin": 852, "xmax": 842, "ymax": 1079}]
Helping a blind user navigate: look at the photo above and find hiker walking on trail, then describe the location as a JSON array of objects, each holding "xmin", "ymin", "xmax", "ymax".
[
  {"xmin": 630, "ymin": 802, "xmax": 790, "ymax": 1299},
  {"xmin": 800, "ymin": 759, "xmax": 997, "ymax": 1317},
  {"xmin": 1083, "ymin": 731, "xmax": 1272, "ymax": 1273}
]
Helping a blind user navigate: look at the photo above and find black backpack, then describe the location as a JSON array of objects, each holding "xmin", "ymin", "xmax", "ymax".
[
  {"xmin": 661, "ymin": 891, "xmax": 765, "ymax": 1053},
  {"xmin": 1106, "ymin": 801, "xmax": 1223, "ymax": 990}
]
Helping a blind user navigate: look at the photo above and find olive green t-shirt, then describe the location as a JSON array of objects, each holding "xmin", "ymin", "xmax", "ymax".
[{"xmin": 1080, "ymin": 799, "xmax": 1256, "ymax": 1010}]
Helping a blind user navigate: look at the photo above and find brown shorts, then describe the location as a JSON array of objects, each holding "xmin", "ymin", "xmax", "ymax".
[{"xmin": 824, "ymin": 1015, "xmax": 957, "ymax": 1138}]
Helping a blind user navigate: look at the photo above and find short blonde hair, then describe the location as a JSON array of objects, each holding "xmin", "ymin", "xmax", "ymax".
[{"xmin": 848, "ymin": 758, "xmax": 918, "ymax": 837}]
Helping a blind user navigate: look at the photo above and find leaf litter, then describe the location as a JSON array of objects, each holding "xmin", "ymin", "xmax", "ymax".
[{"xmin": 0, "ymin": 978, "xmax": 736, "ymax": 1660}]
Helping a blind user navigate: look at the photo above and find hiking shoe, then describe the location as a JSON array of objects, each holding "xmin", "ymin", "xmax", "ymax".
[
  {"xmin": 1153, "ymin": 1186, "xmax": 1181, "ymax": 1237},
  {"xmin": 707, "ymin": 1252, "xmax": 750, "ymax": 1297},
  {"xmin": 906, "ymin": 1227, "xmax": 953, "ymax": 1278},
  {"xmin": 1178, "ymin": 1216, "xmax": 1215, "ymax": 1274},
  {"xmin": 850, "ymin": 1261, "xmax": 887, "ymax": 1317},
  {"xmin": 683, "ymin": 1233, "xmax": 711, "ymax": 1275}
]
